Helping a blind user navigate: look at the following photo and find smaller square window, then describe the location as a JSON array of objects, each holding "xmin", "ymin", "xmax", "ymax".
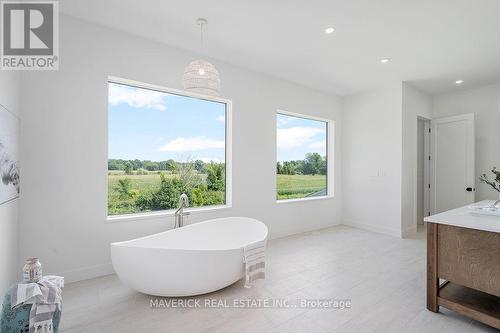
[{"xmin": 276, "ymin": 112, "xmax": 333, "ymax": 201}]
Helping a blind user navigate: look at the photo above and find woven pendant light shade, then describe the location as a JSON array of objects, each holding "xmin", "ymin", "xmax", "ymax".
[{"xmin": 182, "ymin": 59, "xmax": 221, "ymax": 97}]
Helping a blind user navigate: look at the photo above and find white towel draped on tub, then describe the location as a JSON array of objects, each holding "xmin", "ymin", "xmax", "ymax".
[{"xmin": 242, "ymin": 240, "xmax": 266, "ymax": 288}]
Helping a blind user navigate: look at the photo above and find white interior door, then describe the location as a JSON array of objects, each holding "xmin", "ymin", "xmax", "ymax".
[{"xmin": 430, "ymin": 113, "xmax": 475, "ymax": 214}]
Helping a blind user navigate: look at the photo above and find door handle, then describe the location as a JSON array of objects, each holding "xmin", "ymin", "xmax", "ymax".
[{"xmin": 466, "ymin": 187, "xmax": 473, "ymax": 192}]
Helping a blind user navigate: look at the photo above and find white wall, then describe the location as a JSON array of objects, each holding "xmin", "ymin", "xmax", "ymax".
[
  {"xmin": 342, "ymin": 85, "xmax": 403, "ymax": 237},
  {"xmin": 0, "ymin": 71, "xmax": 20, "ymax": 295},
  {"xmin": 433, "ymin": 83, "xmax": 500, "ymax": 201},
  {"xmin": 401, "ymin": 83, "xmax": 432, "ymax": 236},
  {"xmin": 19, "ymin": 16, "xmax": 343, "ymax": 282}
]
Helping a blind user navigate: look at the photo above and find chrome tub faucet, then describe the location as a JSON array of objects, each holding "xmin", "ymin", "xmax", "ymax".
[{"xmin": 174, "ymin": 193, "xmax": 189, "ymax": 228}]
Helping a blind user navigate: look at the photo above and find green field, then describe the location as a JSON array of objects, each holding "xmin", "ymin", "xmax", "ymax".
[
  {"xmin": 108, "ymin": 172, "xmax": 199, "ymax": 194},
  {"xmin": 108, "ymin": 172, "xmax": 326, "ymax": 214},
  {"xmin": 107, "ymin": 170, "xmax": 223, "ymax": 215},
  {"xmin": 108, "ymin": 173, "xmax": 326, "ymax": 199},
  {"xmin": 276, "ymin": 174, "xmax": 326, "ymax": 200}
]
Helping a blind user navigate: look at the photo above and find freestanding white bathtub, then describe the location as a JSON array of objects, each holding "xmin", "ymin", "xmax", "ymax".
[{"xmin": 111, "ymin": 217, "xmax": 268, "ymax": 296}]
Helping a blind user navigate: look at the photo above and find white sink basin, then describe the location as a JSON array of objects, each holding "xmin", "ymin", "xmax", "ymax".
[{"xmin": 468, "ymin": 202, "xmax": 500, "ymax": 217}]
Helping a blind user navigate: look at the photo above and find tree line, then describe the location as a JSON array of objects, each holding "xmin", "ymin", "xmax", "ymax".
[
  {"xmin": 108, "ymin": 158, "xmax": 216, "ymax": 174},
  {"xmin": 277, "ymin": 153, "xmax": 326, "ymax": 176}
]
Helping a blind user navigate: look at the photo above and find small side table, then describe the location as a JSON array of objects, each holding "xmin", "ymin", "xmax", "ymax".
[{"xmin": 0, "ymin": 285, "xmax": 62, "ymax": 333}]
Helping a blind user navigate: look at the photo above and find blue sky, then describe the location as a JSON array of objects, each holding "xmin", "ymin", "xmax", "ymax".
[
  {"xmin": 108, "ymin": 82, "xmax": 226, "ymax": 162},
  {"xmin": 276, "ymin": 114, "xmax": 327, "ymax": 162},
  {"xmin": 108, "ymin": 83, "xmax": 326, "ymax": 163}
]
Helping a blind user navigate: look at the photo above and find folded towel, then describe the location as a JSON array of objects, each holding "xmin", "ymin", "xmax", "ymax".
[
  {"xmin": 11, "ymin": 275, "xmax": 64, "ymax": 333},
  {"xmin": 242, "ymin": 240, "xmax": 266, "ymax": 288}
]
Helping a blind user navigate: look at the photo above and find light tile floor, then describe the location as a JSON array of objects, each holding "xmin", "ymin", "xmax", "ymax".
[{"xmin": 60, "ymin": 225, "xmax": 497, "ymax": 333}]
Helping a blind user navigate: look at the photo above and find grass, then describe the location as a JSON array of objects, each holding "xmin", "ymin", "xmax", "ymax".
[
  {"xmin": 108, "ymin": 173, "xmax": 326, "ymax": 213},
  {"xmin": 108, "ymin": 173, "xmax": 171, "ymax": 196},
  {"xmin": 107, "ymin": 171, "xmax": 216, "ymax": 215},
  {"xmin": 276, "ymin": 174, "xmax": 326, "ymax": 200},
  {"xmin": 108, "ymin": 172, "xmax": 175, "ymax": 215}
]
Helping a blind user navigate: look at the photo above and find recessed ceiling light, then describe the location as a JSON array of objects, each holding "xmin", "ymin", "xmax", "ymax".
[
  {"xmin": 324, "ymin": 27, "xmax": 335, "ymax": 34},
  {"xmin": 380, "ymin": 58, "xmax": 391, "ymax": 64},
  {"xmin": 455, "ymin": 80, "xmax": 463, "ymax": 85}
]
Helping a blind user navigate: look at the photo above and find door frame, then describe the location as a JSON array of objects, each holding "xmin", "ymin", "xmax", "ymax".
[{"xmin": 422, "ymin": 118, "xmax": 431, "ymax": 223}]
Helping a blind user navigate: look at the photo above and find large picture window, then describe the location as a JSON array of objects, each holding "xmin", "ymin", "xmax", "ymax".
[
  {"xmin": 107, "ymin": 78, "xmax": 230, "ymax": 217},
  {"xmin": 276, "ymin": 112, "xmax": 332, "ymax": 201}
]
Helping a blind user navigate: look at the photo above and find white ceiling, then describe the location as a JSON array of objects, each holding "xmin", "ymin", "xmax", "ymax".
[{"xmin": 61, "ymin": 0, "xmax": 500, "ymax": 96}]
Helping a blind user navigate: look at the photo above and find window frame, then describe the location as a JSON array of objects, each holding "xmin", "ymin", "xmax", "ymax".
[
  {"xmin": 106, "ymin": 76, "xmax": 232, "ymax": 222},
  {"xmin": 275, "ymin": 109, "xmax": 334, "ymax": 204}
]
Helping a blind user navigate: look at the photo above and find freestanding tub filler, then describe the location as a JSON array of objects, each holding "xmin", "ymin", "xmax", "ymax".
[{"xmin": 111, "ymin": 217, "xmax": 268, "ymax": 296}]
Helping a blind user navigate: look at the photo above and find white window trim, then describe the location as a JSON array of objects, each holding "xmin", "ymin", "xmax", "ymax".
[
  {"xmin": 275, "ymin": 109, "xmax": 334, "ymax": 204},
  {"xmin": 105, "ymin": 76, "xmax": 232, "ymax": 222}
]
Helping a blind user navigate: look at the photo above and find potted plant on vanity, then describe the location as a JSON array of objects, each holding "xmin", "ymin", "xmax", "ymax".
[{"xmin": 479, "ymin": 167, "xmax": 500, "ymax": 204}]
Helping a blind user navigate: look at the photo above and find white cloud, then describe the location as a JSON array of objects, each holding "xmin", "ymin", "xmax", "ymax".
[
  {"xmin": 158, "ymin": 137, "xmax": 224, "ymax": 152},
  {"xmin": 277, "ymin": 127, "xmax": 324, "ymax": 149},
  {"xmin": 277, "ymin": 116, "xmax": 296, "ymax": 126},
  {"xmin": 109, "ymin": 84, "xmax": 166, "ymax": 111},
  {"xmin": 216, "ymin": 115, "xmax": 225, "ymax": 123},
  {"xmin": 308, "ymin": 140, "xmax": 326, "ymax": 150}
]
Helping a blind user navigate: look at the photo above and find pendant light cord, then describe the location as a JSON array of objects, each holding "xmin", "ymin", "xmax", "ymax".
[
  {"xmin": 200, "ymin": 22, "xmax": 204, "ymax": 46},
  {"xmin": 199, "ymin": 19, "xmax": 205, "ymax": 52}
]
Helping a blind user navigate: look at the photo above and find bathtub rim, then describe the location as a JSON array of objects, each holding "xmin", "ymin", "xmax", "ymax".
[{"xmin": 110, "ymin": 216, "xmax": 268, "ymax": 251}]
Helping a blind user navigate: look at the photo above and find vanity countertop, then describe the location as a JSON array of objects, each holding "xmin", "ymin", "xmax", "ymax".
[{"xmin": 424, "ymin": 200, "xmax": 500, "ymax": 234}]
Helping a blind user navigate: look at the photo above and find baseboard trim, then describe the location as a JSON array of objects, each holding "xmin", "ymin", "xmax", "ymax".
[
  {"xmin": 56, "ymin": 263, "xmax": 115, "ymax": 284},
  {"xmin": 55, "ymin": 224, "xmax": 342, "ymax": 284},
  {"xmin": 57, "ymin": 222, "xmax": 350, "ymax": 284},
  {"xmin": 341, "ymin": 221, "xmax": 402, "ymax": 238},
  {"xmin": 269, "ymin": 221, "xmax": 341, "ymax": 240},
  {"xmin": 402, "ymin": 225, "xmax": 418, "ymax": 238}
]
